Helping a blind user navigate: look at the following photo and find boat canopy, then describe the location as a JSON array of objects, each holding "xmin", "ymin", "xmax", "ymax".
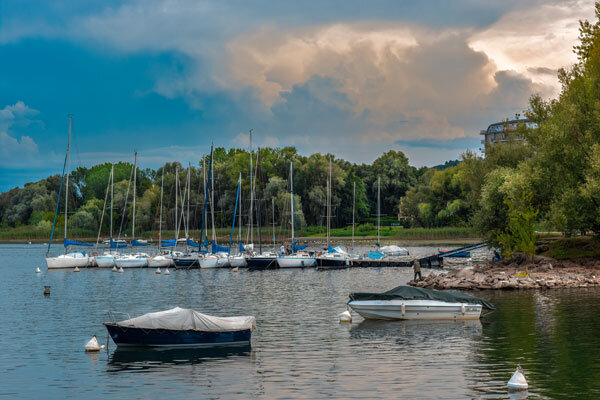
[
  {"xmin": 161, "ymin": 239, "xmax": 176, "ymax": 247},
  {"xmin": 366, "ymin": 251, "xmax": 385, "ymax": 259},
  {"xmin": 110, "ymin": 238, "xmax": 127, "ymax": 249},
  {"xmin": 349, "ymin": 285, "xmax": 495, "ymax": 310},
  {"xmin": 132, "ymin": 239, "xmax": 151, "ymax": 247},
  {"xmin": 64, "ymin": 238, "xmax": 93, "ymax": 247},
  {"xmin": 328, "ymin": 245, "xmax": 346, "ymax": 254},
  {"xmin": 239, "ymin": 242, "xmax": 246, "ymax": 253},
  {"xmin": 211, "ymin": 240, "xmax": 228, "ymax": 254},
  {"xmin": 380, "ymin": 245, "xmax": 409, "ymax": 255},
  {"xmin": 115, "ymin": 307, "xmax": 256, "ymax": 332}
]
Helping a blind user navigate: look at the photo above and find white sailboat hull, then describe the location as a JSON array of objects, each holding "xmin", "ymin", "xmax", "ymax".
[
  {"xmin": 348, "ymin": 299, "xmax": 483, "ymax": 320},
  {"xmin": 229, "ymin": 255, "xmax": 247, "ymax": 267},
  {"xmin": 148, "ymin": 255, "xmax": 172, "ymax": 268},
  {"xmin": 95, "ymin": 254, "xmax": 116, "ymax": 268},
  {"xmin": 115, "ymin": 255, "xmax": 148, "ymax": 268},
  {"xmin": 277, "ymin": 256, "xmax": 316, "ymax": 268},
  {"xmin": 199, "ymin": 256, "xmax": 219, "ymax": 269},
  {"xmin": 217, "ymin": 256, "xmax": 230, "ymax": 268},
  {"xmin": 46, "ymin": 253, "xmax": 91, "ymax": 269}
]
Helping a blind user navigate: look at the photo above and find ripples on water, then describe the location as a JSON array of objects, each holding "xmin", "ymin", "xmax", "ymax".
[{"xmin": 1, "ymin": 244, "xmax": 599, "ymax": 399}]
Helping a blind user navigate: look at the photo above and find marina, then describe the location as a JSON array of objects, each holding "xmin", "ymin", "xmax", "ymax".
[{"xmin": 2, "ymin": 243, "xmax": 600, "ymax": 399}]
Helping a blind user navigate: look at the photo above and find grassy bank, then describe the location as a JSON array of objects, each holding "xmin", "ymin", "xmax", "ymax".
[
  {"xmin": 0, "ymin": 224, "xmax": 478, "ymax": 243},
  {"xmin": 539, "ymin": 237, "xmax": 600, "ymax": 260}
]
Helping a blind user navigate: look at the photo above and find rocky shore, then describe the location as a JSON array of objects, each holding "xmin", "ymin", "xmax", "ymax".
[{"xmin": 410, "ymin": 254, "xmax": 600, "ymax": 290}]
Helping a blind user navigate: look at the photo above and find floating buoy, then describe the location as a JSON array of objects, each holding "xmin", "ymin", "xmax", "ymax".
[
  {"xmin": 100, "ymin": 345, "xmax": 106, "ymax": 350},
  {"xmin": 35, "ymin": 267, "xmax": 41, "ymax": 273},
  {"xmin": 74, "ymin": 267, "xmax": 80, "ymax": 272},
  {"xmin": 338, "ymin": 310, "xmax": 352, "ymax": 323},
  {"xmin": 112, "ymin": 266, "xmax": 117, "ymax": 272},
  {"xmin": 118, "ymin": 267, "xmax": 124, "ymax": 273},
  {"xmin": 232, "ymin": 267, "xmax": 239, "ymax": 272},
  {"xmin": 85, "ymin": 335, "xmax": 101, "ymax": 352},
  {"xmin": 507, "ymin": 365, "xmax": 528, "ymax": 391},
  {"xmin": 43, "ymin": 285, "xmax": 51, "ymax": 296},
  {"xmin": 164, "ymin": 268, "xmax": 170, "ymax": 275},
  {"xmin": 156, "ymin": 268, "xmax": 161, "ymax": 274}
]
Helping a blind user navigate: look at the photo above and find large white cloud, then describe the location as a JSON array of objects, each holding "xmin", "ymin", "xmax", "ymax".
[{"xmin": 0, "ymin": 102, "xmax": 40, "ymax": 167}]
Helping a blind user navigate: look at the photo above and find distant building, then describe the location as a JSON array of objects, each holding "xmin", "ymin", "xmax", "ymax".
[{"xmin": 480, "ymin": 114, "xmax": 537, "ymax": 149}]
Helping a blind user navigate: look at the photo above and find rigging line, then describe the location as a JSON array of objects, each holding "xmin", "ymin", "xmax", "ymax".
[
  {"xmin": 116, "ymin": 160, "xmax": 135, "ymax": 246},
  {"xmin": 95, "ymin": 167, "xmax": 112, "ymax": 250},
  {"xmin": 47, "ymin": 153, "xmax": 68, "ymax": 256}
]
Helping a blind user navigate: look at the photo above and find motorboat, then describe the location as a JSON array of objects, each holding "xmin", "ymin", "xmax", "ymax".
[
  {"xmin": 348, "ymin": 286, "xmax": 494, "ymax": 320},
  {"xmin": 104, "ymin": 307, "xmax": 256, "ymax": 348},
  {"xmin": 47, "ymin": 252, "xmax": 91, "ymax": 269},
  {"xmin": 278, "ymin": 252, "xmax": 316, "ymax": 268},
  {"xmin": 380, "ymin": 245, "xmax": 409, "ymax": 256},
  {"xmin": 316, "ymin": 252, "xmax": 349, "ymax": 269},
  {"xmin": 114, "ymin": 253, "xmax": 149, "ymax": 268},
  {"xmin": 246, "ymin": 252, "xmax": 278, "ymax": 270},
  {"xmin": 148, "ymin": 254, "xmax": 172, "ymax": 268},
  {"xmin": 95, "ymin": 252, "xmax": 116, "ymax": 268}
]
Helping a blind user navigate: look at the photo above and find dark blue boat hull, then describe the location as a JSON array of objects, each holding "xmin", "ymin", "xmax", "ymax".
[
  {"xmin": 246, "ymin": 257, "xmax": 278, "ymax": 270},
  {"xmin": 104, "ymin": 323, "xmax": 252, "ymax": 348},
  {"xmin": 316, "ymin": 257, "xmax": 349, "ymax": 269},
  {"xmin": 173, "ymin": 257, "xmax": 199, "ymax": 269}
]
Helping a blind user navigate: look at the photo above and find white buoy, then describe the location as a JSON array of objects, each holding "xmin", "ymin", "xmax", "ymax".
[
  {"xmin": 156, "ymin": 268, "xmax": 161, "ymax": 274},
  {"xmin": 74, "ymin": 267, "xmax": 80, "ymax": 272},
  {"xmin": 85, "ymin": 335, "xmax": 101, "ymax": 352},
  {"xmin": 118, "ymin": 267, "xmax": 124, "ymax": 273},
  {"xmin": 112, "ymin": 266, "xmax": 117, "ymax": 272},
  {"xmin": 338, "ymin": 310, "xmax": 352, "ymax": 323},
  {"xmin": 232, "ymin": 267, "xmax": 239, "ymax": 272},
  {"xmin": 35, "ymin": 267, "xmax": 41, "ymax": 273},
  {"xmin": 165, "ymin": 268, "xmax": 170, "ymax": 275},
  {"xmin": 507, "ymin": 365, "xmax": 528, "ymax": 391}
]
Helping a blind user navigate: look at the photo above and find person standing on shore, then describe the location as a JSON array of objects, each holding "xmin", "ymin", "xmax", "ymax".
[{"xmin": 412, "ymin": 258, "xmax": 422, "ymax": 281}]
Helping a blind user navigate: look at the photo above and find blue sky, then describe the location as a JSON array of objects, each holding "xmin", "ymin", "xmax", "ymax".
[{"xmin": 0, "ymin": 0, "xmax": 593, "ymax": 191}]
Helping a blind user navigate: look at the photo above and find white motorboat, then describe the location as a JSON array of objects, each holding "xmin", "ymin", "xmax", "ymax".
[
  {"xmin": 316, "ymin": 251, "xmax": 350, "ymax": 269},
  {"xmin": 47, "ymin": 252, "xmax": 91, "ymax": 269},
  {"xmin": 95, "ymin": 252, "xmax": 116, "ymax": 268},
  {"xmin": 278, "ymin": 252, "xmax": 316, "ymax": 268},
  {"xmin": 148, "ymin": 255, "xmax": 172, "ymax": 268},
  {"xmin": 348, "ymin": 286, "xmax": 494, "ymax": 321},
  {"xmin": 114, "ymin": 254, "xmax": 148, "ymax": 268},
  {"xmin": 199, "ymin": 254, "xmax": 219, "ymax": 269}
]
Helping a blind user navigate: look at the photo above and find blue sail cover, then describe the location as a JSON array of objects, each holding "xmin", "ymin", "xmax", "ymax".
[
  {"xmin": 161, "ymin": 239, "xmax": 176, "ymax": 247},
  {"xmin": 203, "ymin": 237, "xmax": 209, "ymax": 248},
  {"xmin": 366, "ymin": 251, "xmax": 385, "ymax": 260},
  {"xmin": 328, "ymin": 244, "xmax": 336, "ymax": 253},
  {"xmin": 211, "ymin": 240, "xmax": 229, "ymax": 254},
  {"xmin": 132, "ymin": 239, "xmax": 151, "ymax": 247},
  {"xmin": 186, "ymin": 238, "xmax": 200, "ymax": 248},
  {"xmin": 239, "ymin": 241, "xmax": 246, "ymax": 253},
  {"xmin": 292, "ymin": 238, "xmax": 307, "ymax": 252},
  {"xmin": 110, "ymin": 238, "xmax": 127, "ymax": 249},
  {"xmin": 64, "ymin": 238, "xmax": 93, "ymax": 247}
]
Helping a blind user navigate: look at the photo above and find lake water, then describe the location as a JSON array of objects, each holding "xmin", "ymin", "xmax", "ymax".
[{"xmin": 1, "ymin": 244, "xmax": 599, "ymax": 399}]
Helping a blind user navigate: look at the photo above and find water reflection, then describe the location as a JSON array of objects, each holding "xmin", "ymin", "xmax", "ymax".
[
  {"xmin": 108, "ymin": 345, "xmax": 253, "ymax": 372},
  {"xmin": 351, "ymin": 319, "xmax": 482, "ymax": 343}
]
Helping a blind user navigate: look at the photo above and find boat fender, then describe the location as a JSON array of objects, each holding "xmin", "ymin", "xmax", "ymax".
[
  {"xmin": 401, "ymin": 303, "xmax": 406, "ymax": 316},
  {"xmin": 461, "ymin": 305, "xmax": 466, "ymax": 315},
  {"xmin": 232, "ymin": 267, "xmax": 239, "ymax": 272},
  {"xmin": 507, "ymin": 365, "xmax": 528, "ymax": 391},
  {"xmin": 165, "ymin": 268, "xmax": 170, "ymax": 275},
  {"xmin": 35, "ymin": 267, "xmax": 41, "ymax": 273},
  {"xmin": 338, "ymin": 310, "xmax": 352, "ymax": 323},
  {"xmin": 74, "ymin": 267, "xmax": 80, "ymax": 272},
  {"xmin": 118, "ymin": 267, "xmax": 124, "ymax": 273},
  {"xmin": 85, "ymin": 335, "xmax": 100, "ymax": 352},
  {"xmin": 156, "ymin": 268, "xmax": 161, "ymax": 274},
  {"xmin": 112, "ymin": 266, "xmax": 117, "ymax": 272}
]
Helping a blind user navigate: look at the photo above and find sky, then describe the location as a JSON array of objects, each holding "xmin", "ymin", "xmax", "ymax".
[{"xmin": 0, "ymin": 0, "xmax": 595, "ymax": 191}]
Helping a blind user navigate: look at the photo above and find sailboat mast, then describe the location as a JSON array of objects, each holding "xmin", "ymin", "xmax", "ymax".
[
  {"xmin": 327, "ymin": 158, "xmax": 331, "ymax": 248},
  {"xmin": 257, "ymin": 148, "xmax": 262, "ymax": 254},
  {"xmin": 377, "ymin": 176, "xmax": 380, "ymax": 246},
  {"xmin": 64, "ymin": 115, "xmax": 72, "ymax": 248},
  {"xmin": 210, "ymin": 144, "xmax": 216, "ymax": 242},
  {"xmin": 238, "ymin": 173, "xmax": 242, "ymax": 244},
  {"xmin": 110, "ymin": 164, "xmax": 114, "ymax": 239},
  {"xmin": 175, "ymin": 166, "xmax": 179, "ymax": 243},
  {"xmin": 159, "ymin": 167, "xmax": 164, "ymax": 250},
  {"xmin": 203, "ymin": 156, "xmax": 207, "ymax": 238},
  {"xmin": 186, "ymin": 164, "xmax": 191, "ymax": 238},
  {"xmin": 249, "ymin": 129, "xmax": 254, "ymax": 245},
  {"xmin": 272, "ymin": 197, "xmax": 275, "ymax": 250},
  {"xmin": 132, "ymin": 152, "xmax": 137, "ymax": 241},
  {"xmin": 352, "ymin": 181, "xmax": 355, "ymax": 249},
  {"xmin": 290, "ymin": 162, "xmax": 294, "ymax": 244}
]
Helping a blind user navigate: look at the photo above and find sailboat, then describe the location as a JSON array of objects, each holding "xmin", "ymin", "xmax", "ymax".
[
  {"xmin": 316, "ymin": 158, "xmax": 350, "ymax": 269},
  {"xmin": 246, "ymin": 147, "xmax": 278, "ymax": 270},
  {"xmin": 229, "ymin": 172, "xmax": 247, "ymax": 267},
  {"xmin": 94, "ymin": 164, "xmax": 121, "ymax": 267},
  {"xmin": 199, "ymin": 144, "xmax": 220, "ymax": 268},
  {"xmin": 278, "ymin": 162, "xmax": 316, "ymax": 268},
  {"xmin": 149, "ymin": 168, "xmax": 172, "ymax": 268},
  {"xmin": 115, "ymin": 152, "xmax": 149, "ymax": 268},
  {"xmin": 46, "ymin": 116, "xmax": 93, "ymax": 269}
]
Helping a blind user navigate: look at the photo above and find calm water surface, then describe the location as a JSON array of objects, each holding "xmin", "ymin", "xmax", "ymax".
[{"xmin": 1, "ymin": 244, "xmax": 599, "ymax": 399}]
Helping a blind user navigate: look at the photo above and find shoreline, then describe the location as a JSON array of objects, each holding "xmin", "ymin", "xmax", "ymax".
[{"xmin": 411, "ymin": 256, "xmax": 600, "ymax": 290}]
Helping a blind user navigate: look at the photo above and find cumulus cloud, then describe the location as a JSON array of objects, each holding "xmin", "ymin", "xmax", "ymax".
[{"xmin": 0, "ymin": 102, "xmax": 40, "ymax": 167}]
